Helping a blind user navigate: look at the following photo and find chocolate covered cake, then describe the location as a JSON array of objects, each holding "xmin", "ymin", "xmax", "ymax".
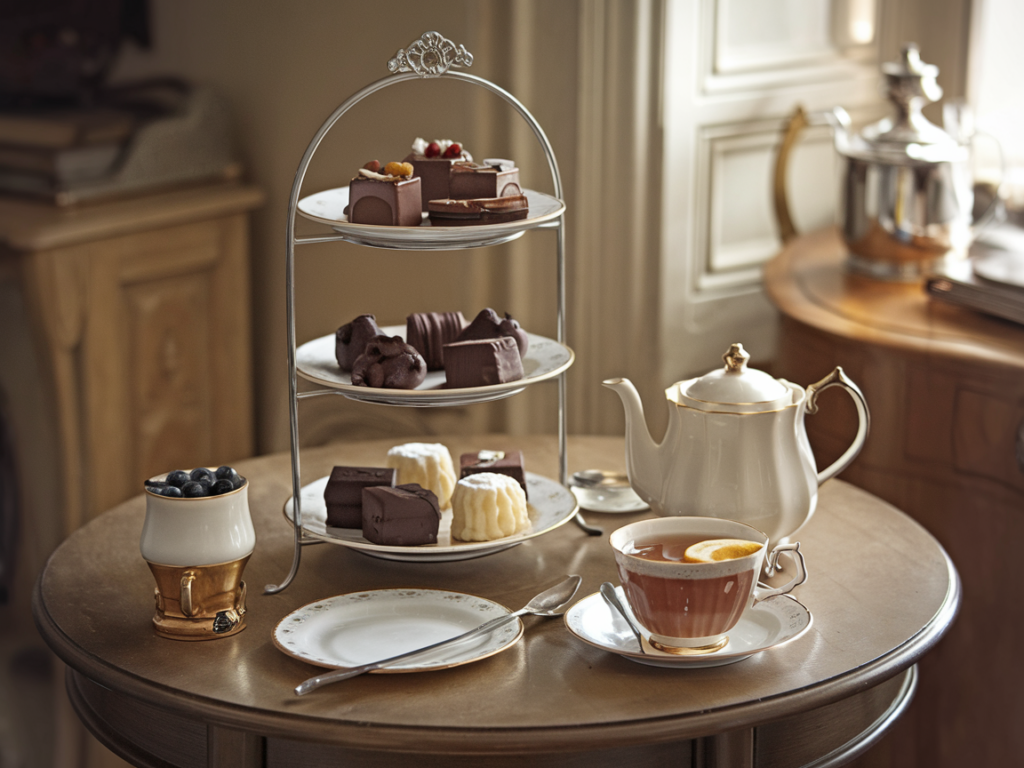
[
  {"xmin": 460, "ymin": 450, "xmax": 527, "ymax": 499},
  {"xmin": 347, "ymin": 162, "xmax": 421, "ymax": 226},
  {"xmin": 449, "ymin": 159, "xmax": 521, "ymax": 200},
  {"xmin": 362, "ymin": 483, "xmax": 441, "ymax": 546},
  {"xmin": 426, "ymin": 194, "xmax": 528, "ymax": 225},
  {"xmin": 335, "ymin": 314, "xmax": 384, "ymax": 371},
  {"xmin": 406, "ymin": 311, "xmax": 467, "ymax": 371},
  {"xmin": 456, "ymin": 308, "xmax": 529, "ymax": 357},
  {"xmin": 350, "ymin": 335, "xmax": 427, "ymax": 389},
  {"xmin": 442, "ymin": 337, "xmax": 524, "ymax": 388},
  {"xmin": 324, "ymin": 466, "xmax": 396, "ymax": 528},
  {"xmin": 404, "ymin": 138, "xmax": 472, "ymax": 212}
]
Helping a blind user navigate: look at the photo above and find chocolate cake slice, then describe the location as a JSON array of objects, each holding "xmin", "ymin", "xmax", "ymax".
[
  {"xmin": 460, "ymin": 450, "xmax": 528, "ymax": 499},
  {"xmin": 406, "ymin": 311, "xmax": 467, "ymax": 370},
  {"xmin": 426, "ymin": 194, "xmax": 528, "ymax": 225},
  {"xmin": 362, "ymin": 483, "xmax": 441, "ymax": 546},
  {"xmin": 404, "ymin": 138, "xmax": 472, "ymax": 211},
  {"xmin": 324, "ymin": 466, "xmax": 396, "ymax": 528},
  {"xmin": 348, "ymin": 165, "xmax": 422, "ymax": 227},
  {"xmin": 442, "ymin": 337, "xmax": 524, "ymax": 388},
  {"xmin": 449, "ymin": 160, "xmax": 521, "ymax": 200}
]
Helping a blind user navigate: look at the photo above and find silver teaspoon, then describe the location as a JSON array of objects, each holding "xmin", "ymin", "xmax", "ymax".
[
  {"xmin": 294, "ymin": 575, "xmax": 583, "ymax": 695},
  {"xmin": 600, "ymin": 582, "xmax": 646, "ymax": 654}
]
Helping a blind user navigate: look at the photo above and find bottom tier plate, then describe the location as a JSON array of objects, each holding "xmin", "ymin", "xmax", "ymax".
[{"xmin": 283, "ymin": 472, "xmax": 578, "ymax": 562}]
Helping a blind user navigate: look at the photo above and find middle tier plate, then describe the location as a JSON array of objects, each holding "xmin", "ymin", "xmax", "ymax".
[
  {"xmin": 283, "ymin": 471, "xmax": 578, "ymax": 562},
  {"xmin": 296, "ymin": 326, "xmax": 574, "ymax": 406}
]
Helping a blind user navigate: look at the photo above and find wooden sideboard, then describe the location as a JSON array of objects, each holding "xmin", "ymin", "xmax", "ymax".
[
  {"xmin": 764, "ymin": 227, "xmax": 1024, "ymax": 768},
  {"xmin": 0, "ymin": 182, "xmax": 264, "ymax": 535}
]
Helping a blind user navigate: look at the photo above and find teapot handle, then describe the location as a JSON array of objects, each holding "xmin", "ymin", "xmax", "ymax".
[{"xmin": 806, "ymin": 367, "xmax": 871, "ymax": 485}]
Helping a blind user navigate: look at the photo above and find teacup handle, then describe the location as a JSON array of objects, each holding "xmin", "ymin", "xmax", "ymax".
[
  {"xmin": 180, "ymin": 571, "xmax": 196, "ymax": 618},
  {"xmin": 754, "ymin": 542, "xmax": 807, "ymax": 603}
]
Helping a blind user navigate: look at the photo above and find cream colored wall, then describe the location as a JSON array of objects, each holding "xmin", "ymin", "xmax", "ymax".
[{"xmin": 111, "ymin": 1, "xmax": 584, "ymax": 454}]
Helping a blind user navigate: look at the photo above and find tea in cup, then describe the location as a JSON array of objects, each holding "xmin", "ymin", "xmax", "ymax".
[
  {"xmin": 609, "ymin": 517, "xmax": 806, "ymax": 654},
  {"xmin": 140, "ymin": 468, "xmax": 255, "ymax": 640}
]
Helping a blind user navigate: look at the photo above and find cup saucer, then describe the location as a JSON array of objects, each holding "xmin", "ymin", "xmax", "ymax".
[{"xmin": 564, "ymin": 586, "xmax": 812, "ymax": 669}]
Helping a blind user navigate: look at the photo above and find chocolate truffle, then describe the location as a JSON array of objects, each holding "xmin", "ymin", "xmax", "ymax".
[
  {"xmin": 362, "ymin": 483, "xmax": 441, "ymax": 546},
  {"xmin": 449, "ymin": 160, "xmax": 521, "ymax": 200},
  {"xmin": 460, "ymin": 450, "xmax": 527, "ymax": 499},
  {"xmin": 426, "ymin": 195, "xmax": 529, "ymax": 225},
  {"xmin": 335, "ymin": 314, "xmax": 383, "ymax": 371},
  {"xmin": 324, "ymin": 466, "xmax": 396, "ymax": 528},
  {"xmin": 348, "ymin": 167, "xmax": 422, "ymax": 227},
  {"xmin": 443, "ymin": 337, "xmax": 524, "ymax": 388},
  {"xmin": 406, "ymin": 311, "xmax": 467, "ymax": 371},
  {"xmin": 351, "ymin": 335, "xmax": 428, "ymax": 389},
  {"xmin": 456, "ymin": 308, "xmax": 529, "ymax": 357},
  {"xmin": 404, "ymin": 137, "xmax": 472, "ymax": 212}
]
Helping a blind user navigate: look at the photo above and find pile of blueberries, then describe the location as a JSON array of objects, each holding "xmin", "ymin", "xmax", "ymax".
[{"xmin": 145, "ymin": 466, "xmax": 246, "ymax": 498}]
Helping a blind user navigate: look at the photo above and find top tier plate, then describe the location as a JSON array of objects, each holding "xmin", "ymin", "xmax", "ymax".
[{"xmin": 297, "ymin": 187, "xmax": 564, "ymax": 250}]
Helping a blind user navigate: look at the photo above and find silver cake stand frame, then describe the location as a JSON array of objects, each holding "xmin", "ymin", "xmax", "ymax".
[{"xmin": 266, "ymin": 31, "xmax": 597, "ymax": 595}]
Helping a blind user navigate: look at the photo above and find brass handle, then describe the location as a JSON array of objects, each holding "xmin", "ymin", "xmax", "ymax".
[
  {"xmin": 773, "ymin": 106, "xmax": 810, "ymax": 244},
  {"xmin": 180, "ymin": 571, "xmax": 196, "ymax": 618}
]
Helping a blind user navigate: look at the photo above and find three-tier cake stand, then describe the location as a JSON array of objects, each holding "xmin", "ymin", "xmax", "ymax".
[{"xmin": 265, "ymin": 32, "xmax": 596, "ymax": 594}]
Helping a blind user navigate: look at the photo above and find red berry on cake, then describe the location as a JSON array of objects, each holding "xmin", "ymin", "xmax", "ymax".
[
  {"xmin": 425, "ymin": 141, "xmax": 441, "ymax": 158},
  {"xmin": 443, "ymin": 143, "xmax": 462, "ymax": 159},
  {"xmin": 363, "ymin": 160, "xmax": 381, "ymax": 173}
]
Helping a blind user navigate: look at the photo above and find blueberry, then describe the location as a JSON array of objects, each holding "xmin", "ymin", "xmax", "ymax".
[
  {"xmin": 216, "ymin": 466, "xmax": 243, "ymax": 489},
  {"xmin": 158, "ymin": 486, "xmax": 183, "ymax": 498},
  {"xmin": 190, "ymin": 467, "xmax": 216, "ymax": 485},
  {"xmin": 166, "ymin": 470, "xmax": 190, "ymax": 488},
  {"xmin": 211, "ymin": 479, "xmax": 235, "ymax": 495},
  {"xmin": 181, "ymin": 481, "xmax": 209, "ymax": 498}
]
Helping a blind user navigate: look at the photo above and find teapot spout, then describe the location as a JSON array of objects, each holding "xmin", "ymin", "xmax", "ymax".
[{"xmin": 602, "ymin": 378, "xmax": 659, "ymax": 505}]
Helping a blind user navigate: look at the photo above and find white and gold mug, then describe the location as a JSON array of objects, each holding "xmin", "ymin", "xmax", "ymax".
[{"xmin": 141, "ymin": 473, "xmax": 255, "ymax": 640}]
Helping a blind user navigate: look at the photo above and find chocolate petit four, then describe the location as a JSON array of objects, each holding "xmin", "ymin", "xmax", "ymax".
[
  {"xmin": 426, "ymin": 195, "xmax": 529, "ymax": 226},
  {"xmin": 347, "ymin": 161, "xmax": 421, "ymax": 227},
  {"xmin": 362, "ymin": 483, "xmax": 440, "ymax": 546},
  {"xmin": 456, "ymin": 308, "xmax": 529, "ymax": 357},
  {"xmin": 350, "ymin": 335, "xmax": 427, "ymax": 389},
  {"xmin": 324, "ymin": 466, "xmax": 396, "ymax": 528},
  {"xmin": 406, "ymin": 311, "xmax": 467, "ymax": 371},
  {"xmin": 443, "ymin": 337, "xmax": 524, "ymax": 388},
  {"xmin": 386, "ymin": 442, "xmax": 457, "ymax": 509},
  {"xmin": 449, "ymin": 159, "xmax": 521, "ymax": 200},
  {"xmin": 460, "ymin": 450, "xmax": 527, "ymax": 498},
  {"xmin": 404, "ymin": 138, "xmax": 472, "ymax": 212},
  {"xmin": 335, "ymin": 314, "xmax": 384, "ymax": 371},
  {"xmin": 451, "ymin": 473, "xmax": 529, "ymax": 542}
]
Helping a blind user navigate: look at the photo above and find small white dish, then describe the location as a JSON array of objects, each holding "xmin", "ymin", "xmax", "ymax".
[
  {"xmin": 297, "ymin": 186, "xmax": 565, "ymax": 250},
  {"xmin": 295, "ymin": 327, "xmax": 574, "ymax": 407},
  {"xmin": 569, "ymin": 471, "xmax": 649, "ymax": 514},
  {"xmin": 283, "ymin": 471, "xmax": 578, "ymax": 562},
  {"xmin": 564, "ymin": 586, "xmax": 812, "ymax": 668},
  {"xmin": 273, "ymin": 588, "xmax": 522, "ymax": 672}
]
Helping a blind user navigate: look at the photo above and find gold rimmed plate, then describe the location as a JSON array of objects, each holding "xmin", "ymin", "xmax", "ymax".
[{"xmin": 273, "ymin": 588, "xmax": 523, "ymax": 672}]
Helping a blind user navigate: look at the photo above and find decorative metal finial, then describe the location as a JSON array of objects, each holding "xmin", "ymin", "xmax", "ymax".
[
  {"xmin": 388, "ymin": 31, "xmax": 473, "ymax": 77},
  {"xmin": 723, "ymin": 343, "xmax": 750, "ymax": 373}
]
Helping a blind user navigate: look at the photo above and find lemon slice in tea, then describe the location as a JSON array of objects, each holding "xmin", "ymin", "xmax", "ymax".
[{"xmin": 683, "ymin": 539, "xmax": 763, "ymax": 563}]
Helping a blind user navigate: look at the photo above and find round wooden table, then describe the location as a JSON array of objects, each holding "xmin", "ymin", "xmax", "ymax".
[{"xmin": 34, "ymin": 435, "xmax": 958, "ymax": 768}]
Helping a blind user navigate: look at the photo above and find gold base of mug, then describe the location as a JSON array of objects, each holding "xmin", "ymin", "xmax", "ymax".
[
  {"xmin": 649, "ymin": 635, "xmax": 729, "ymax": 655},
  {"xmin": 146, "ymin": 557, "xmax": 250, "ymax": 641}
]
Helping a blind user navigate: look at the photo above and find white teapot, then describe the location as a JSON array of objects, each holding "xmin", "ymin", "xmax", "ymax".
[{"xmin": 603, "ymin": 343, "xmax": 869, "ymax": 546}]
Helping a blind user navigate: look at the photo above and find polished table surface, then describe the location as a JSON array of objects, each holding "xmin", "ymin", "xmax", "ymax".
[{"xmin": 34, "ymin": 435, "xmax": 959, "ymax": 768}]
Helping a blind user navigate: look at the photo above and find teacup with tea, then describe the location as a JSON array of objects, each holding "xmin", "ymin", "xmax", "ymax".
[{"xmin": 609, "ymin": 517, "xmax": 806, "ymax": 654}]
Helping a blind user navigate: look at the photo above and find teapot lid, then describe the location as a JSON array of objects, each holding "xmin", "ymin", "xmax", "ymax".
[
  {"xmin": 845, "ymin": 43, "xmax": 965, "ymax": 165},
  {"xmin": 678, "ymin": 344, "xmax": 791, "ymax": 413}
]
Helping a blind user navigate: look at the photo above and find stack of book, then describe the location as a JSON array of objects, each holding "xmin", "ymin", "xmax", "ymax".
[{"xmin": 0, "ymin": 109, "xmax": 136, "ymax": 199}]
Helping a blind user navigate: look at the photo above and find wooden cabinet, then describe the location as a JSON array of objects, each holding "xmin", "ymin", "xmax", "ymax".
[
  {"xmin": 764, "ymin": 227, "xmax": 1024, "ymax": 768},
  {"xmin": 0, "ymin": 182, "xmax": 264, "ymax": 533}
]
